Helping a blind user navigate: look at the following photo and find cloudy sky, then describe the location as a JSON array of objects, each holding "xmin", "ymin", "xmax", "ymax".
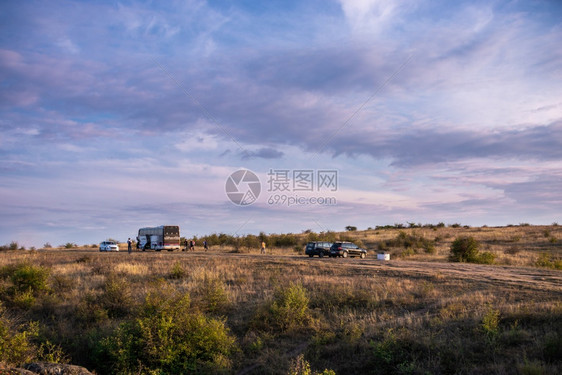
[{"xmin": 1, "ymin": 0, "xmax": 561, "ymax": 247}]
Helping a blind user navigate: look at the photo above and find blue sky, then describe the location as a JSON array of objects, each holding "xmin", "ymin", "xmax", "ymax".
[{"xmin": 1, "ymin": 0, "xmax": 561, "ymax": 247}]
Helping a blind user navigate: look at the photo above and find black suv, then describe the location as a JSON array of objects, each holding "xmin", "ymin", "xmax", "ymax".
[
  {"xmin": 305, "ymin": 241, "xmax": 333, "ymax": 257},
  {"xmin": 330, "ymin": 242, "xmax": 367, "ymax": 258}
]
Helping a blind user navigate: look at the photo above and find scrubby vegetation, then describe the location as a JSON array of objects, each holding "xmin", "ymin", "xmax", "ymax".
[
  {"xmin": 96, "ymin": 290, "xmax": 236, "ymax": 374},
  {"xmin": 449, "ymin": 236, "xmax": 496, "ymax": 264},
  {"xmin": 377, "ymin": 231, "xmax": 436, "ymax": 255},
  {"xmin": 0, "ymin": 224, "xmax": 560, "ymax": 374}
]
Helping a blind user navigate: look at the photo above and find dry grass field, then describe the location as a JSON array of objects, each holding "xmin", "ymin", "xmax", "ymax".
[{"xmin": 0, "ymin": 224, "xmax": 560, "ymax": 374}]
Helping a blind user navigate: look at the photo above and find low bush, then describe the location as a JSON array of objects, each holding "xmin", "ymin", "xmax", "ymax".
[
  {"xmin": 169, "ymin": 261, "xmax": 187, "ymax": 279},
  {"xmin": 0, "ymin": 303, "xmax": 39, "ymax": 365},
  {"xmin": 198, "ymin": 277, "xmax": 229, "ymax": 314},
  {"xmin": 535, "ymin": 253, "xmax": 562, "ymax": 269},
  {"xmin": 288, "ymin": 354, "xmax": 336, "ymax": 375},
  {"xmin": 449, "ymin": 236, "xmax": 480, "ymax": 263},
  {"xmin": 254, "ymin": 282, "xmax": 313, "ymax": 333},
  {"xmin": 0, "ymin": 262, "xmax": 51, "ymax": 308},
  {"xmin": 96, "ymin": 291, "xmax": 236, "ymax": 374},
  {"xmin": 78, "ymin": 273, "xmax": 133, "ymax": 322},
  {"xmin": 97, "ymin": 274, "xmax": 133, "ymax": 318},
  {"xmin": 481, "ymin": 306, "xmax": 501, "ymax": 340},
  {"xmin": 9, "ymin": 263, "xmax": 50, "ymax": 294},
  {"xmin": 475, "ymin": 251, "xmax": 496, "ymax": 264},
  {"xmin": 270, "ymin": 282, "xmax": 311, "ymax": 332},
  {"xmin": 369, "ymin": 331, "xmax": 428, "ymax": 374}
]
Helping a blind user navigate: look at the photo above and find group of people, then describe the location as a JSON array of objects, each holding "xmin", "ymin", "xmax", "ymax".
[
  {"xmin": 125, "ymin": 238, "xmax": 267, "ymax": 254},
  {"xmin": 184, "ymin": 239, "xmax": 208, "ymax": 252}
]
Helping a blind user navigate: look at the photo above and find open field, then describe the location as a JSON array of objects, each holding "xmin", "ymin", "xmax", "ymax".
[{"xmin": 0, "ymin": 225, "xmax": 561, "ymax": 374}]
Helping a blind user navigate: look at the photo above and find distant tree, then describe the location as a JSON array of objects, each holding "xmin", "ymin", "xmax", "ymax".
[
  {"xmin": 345, "ymin": 226, "xmax": 357, "ymax": 232},
  {"xmin": 450, "ymin": 236, "xmax": 479, "ymax": 262},
  {"xmin": 449, "ymin": 236, "xmax": 491, "ymax": 263},
  {"xmin": 43, "ymin": 242, "xmax": 52, "ymax": 249},
  {"xmin": 9, "ymin": 241, "xmax": 18, "ymax": 250}
]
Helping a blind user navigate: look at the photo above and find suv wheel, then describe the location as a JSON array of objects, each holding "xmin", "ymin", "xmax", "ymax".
[
  {"xmin": 360, "ymin": 252, "xmax": 366, "ymax": 259},
  {"xmin": 342, "ymin": 251, "xmax": 348, "ymax": 258},
  {"xmin": 309, "ymin": 254, "xmax": 313, "ymax": 257},
  {"xmin": 319, "ymin": 252, "xmax": 324, "ymax": 258}
]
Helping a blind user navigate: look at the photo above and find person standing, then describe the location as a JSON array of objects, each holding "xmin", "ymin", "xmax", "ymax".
[
  {"xmin": 261, "ymin": 241, "xmax": 266, "ymax": 254},
  {"xmin": 203, "ymin": 240, "xmax": 208, "ymax": 251},
  {"xmin": 127, "ymin": 238, "xmax": 132, "ymax": 254},
  {"xmin": 190, "ymin": 240, "xmax": 195, "ymax": 251}
]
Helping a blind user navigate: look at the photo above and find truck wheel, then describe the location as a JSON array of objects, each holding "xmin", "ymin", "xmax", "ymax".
[
  {"xmin": 360, "ymin": 252, "xmax": 366, "ymax": 259},
  {"xmin": 342, "ymin": 251, "xmax": 348, "ymax": 258},
  {"xmin": 319, "ymin": 252, "xmax": 324, "ymax": 258},
  {"xmin": 309, "ymin": 254, "xmax": 313, "ymax": 257}
]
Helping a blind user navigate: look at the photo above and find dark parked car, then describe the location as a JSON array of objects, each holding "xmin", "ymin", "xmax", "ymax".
[
  {"xmin": 305, "ymin": 241, "xmax": 333, "ymax": 257},
  {"xmin": 330, "ymin": 242, "xmax": 367, "ymax": 258}
]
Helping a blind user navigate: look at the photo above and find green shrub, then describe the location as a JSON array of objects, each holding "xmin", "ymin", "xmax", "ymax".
[
  {"xmin": 199, "ymin": 277, "xmax": 229, "ymax": 313},
  {"xmin": 271, "ymin": 282, "xmax": 311, "ymax": 332},
  {"xmin": 535, "ymin": 253, "xmax": 561, "ymax": 269},
  {"xmin": 481, "ymin": 307, "xmax": 500, "ymax": 340},
  {"xmin": 370, "ymin": 332, "xmax": 421, "ymax": 374},
  {"xmin": 169, "ymin": 261, "xmax": 187, "ymax": 279},
  {"xmin": 37, "ymin": 340, "xmax": 69, "ymax": 364},
  {"xmin": 9, "ymin": 263, "xmax": 50, "ymax": 294},
  {"xmin": 475, "ymin": 251, "xmax": 496, "ymax": 264},
  {"xmin": 258, "ymin": 282, "xmax": 313, "ymax": 333},
  {"xmin": 98, "ymin": 274, "xmax": 133, "ymax": 318},
  {"xmin": 288, "ymin": 354, "xmax": 336, "ymax": 375},
  {"xmin": 12, "ymin": 288, "xmax": 36, "ymax": 309},
  {"xmin": 0, "ymin": 303, "xmax": 39, "ymax": 365},
  {"xmin": 449, "ymin": 236, "xmax": 480, "ymax": 262},
  {"xmin": 0, "ymin": 262, "xmax": 51, "ymax": 307},
  {"xmin": 97, "ymin": 291, "xmax": 236, "ymax": 374}
]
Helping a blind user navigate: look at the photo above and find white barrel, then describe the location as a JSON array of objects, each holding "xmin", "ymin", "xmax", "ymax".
[{"xmin": 377, "ymin": 253, "xmax": 390, "ymax": 261}]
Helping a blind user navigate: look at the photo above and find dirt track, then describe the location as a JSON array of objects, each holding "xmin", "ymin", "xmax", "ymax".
[
  {"xmin": 355, "ymin": 259, "xmax": 562, "ymax": 292},
  {"xmin": 153, "ymin": 250, "xmax": 562, "ymax": 294}
]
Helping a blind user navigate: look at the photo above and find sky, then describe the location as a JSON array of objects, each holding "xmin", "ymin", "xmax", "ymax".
[{"xmin": 1, "ymin": 0, "xmax": 561, "ymax": 247}]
